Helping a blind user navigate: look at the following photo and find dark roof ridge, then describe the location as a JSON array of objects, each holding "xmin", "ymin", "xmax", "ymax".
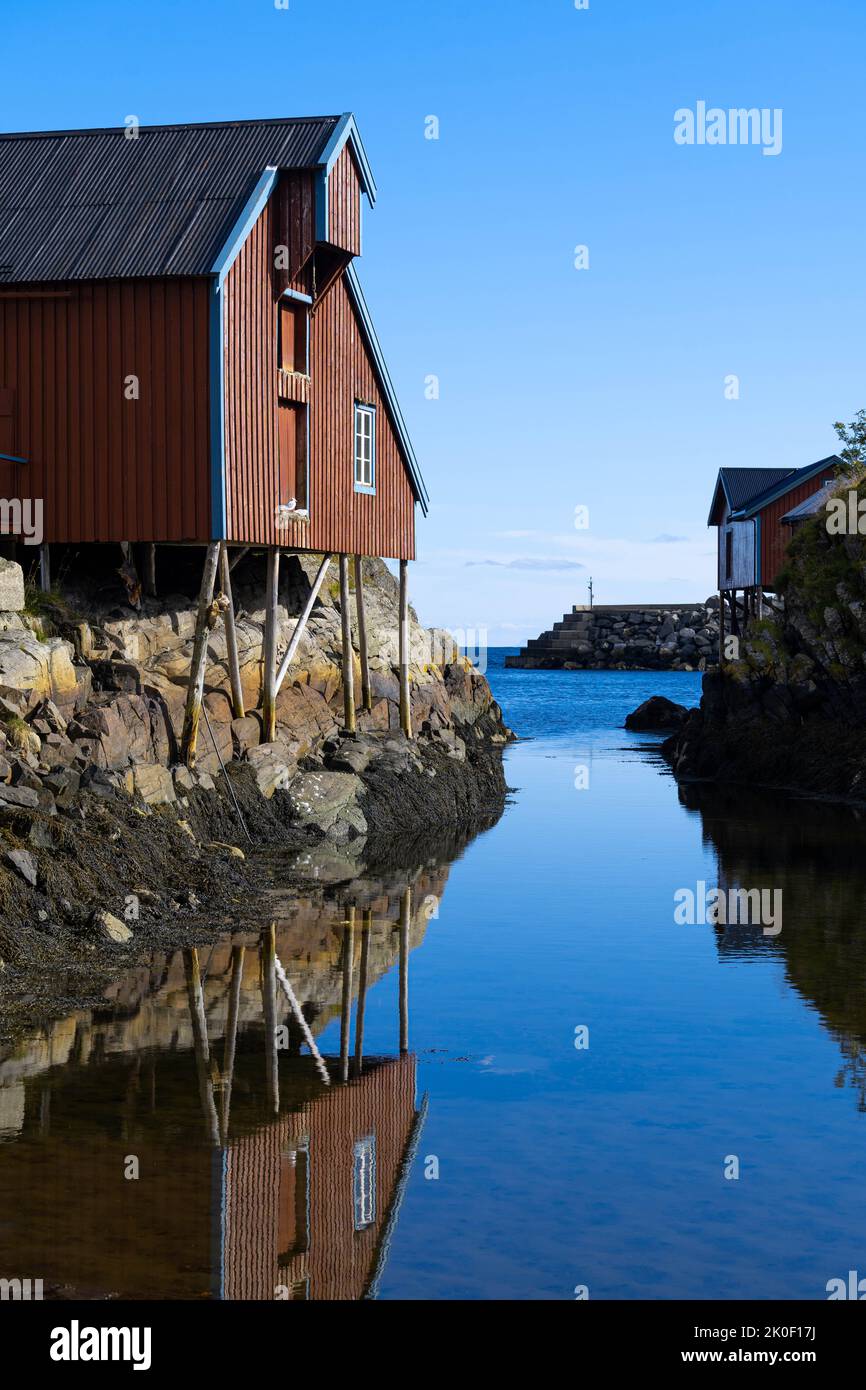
[{"xmin": 0, "ymin": 115, "xmax": 341, "ymax": 141}]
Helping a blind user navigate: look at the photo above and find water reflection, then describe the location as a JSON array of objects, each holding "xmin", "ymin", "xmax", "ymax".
[
  {"xmin": 680, "ymin": 780, "xmax": 866, "ymax": 1110},
  {"xmin": 0, "ymin": 867, "xmax": 440, "ymax": 1300}
]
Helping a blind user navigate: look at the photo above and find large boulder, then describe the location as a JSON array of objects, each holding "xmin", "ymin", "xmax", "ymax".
[
  {"xmin": 625, "ymin": 695, "xmax": 690, "ymax": 732},
  {"xmin": 0, "ymin": 559, "xmax": 25, "ymax": 612}
]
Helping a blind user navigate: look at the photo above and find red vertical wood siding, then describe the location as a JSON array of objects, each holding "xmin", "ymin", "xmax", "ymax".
[
  {"xmin": 223, "ymin": 196, "xmax": 417, "ymax": 559},
  {"xmin": 275, "ymin": 170, "xmax": 316, "ymax": 297},
  {"xmin": 224, "ymin": 1055, "xmax": 417, "ymax": 1301},
  {"xmin": 0, "ymin": 280, "xmax": 211, "ymax": 542},
  {"xmin": 760, "ymin": 475, "xmax": 835, "ymax": 587},
  {"xmin": 327, "ymin": 146, "xmax": 362, "ymax": 256}
]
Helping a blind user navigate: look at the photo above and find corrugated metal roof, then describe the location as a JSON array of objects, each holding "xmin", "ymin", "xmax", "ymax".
[
  {"xmin": 0, "ymin": 117, "xmax": 341, "ymax": 281},
  {"xmin": 781, "ymin": 479, "xmax": 840, "ymax": 523},
  {"xmin": 721, "ymin": 467, "xmax": 796, "ymax": 512}
]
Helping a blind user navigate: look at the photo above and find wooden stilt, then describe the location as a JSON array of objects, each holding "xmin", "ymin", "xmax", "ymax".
[
  {"xmin": 340, "ymin": 905, "xmax": 355, "ymax": 1084},
  {"xmin": 261, "ymin": 548, "xmax": 280, "ymax": 743},
  {"xmin": 218, "ymin": 541, "xmax": 245, "ymax": 719},
  {"xmin": 38, "ymin": 542, "xmax": 50, "ymax": 592},
  {"xmin": 399, "ymin": 558, "xmax": 412, "ymax": 739},
  {"xmin": 353, "ymin": 909, "xmax": 372, "ymax": 1078},
  {"xmin": 399, "ymin": 887, "xmax": 410, "ymax": 1054},
  {"xmin": 339, "ymin": 553, "xmax": 356, "ymax": 735},
  {"xmin": 354, "ymin": 555, "xmax": 372, "ymax": 713},
  {"xmin": 180, "ymin": 541, "xmax": 221, "ymax": 768},
  {"xmin": 718, "ymin": 589, "xmax": 726, "ymax": 667},
  {"xmin": 144, "ymin": 543, "xmax": 157, "ymax": 598},
  {"xmin": 274, "ymin": 552, "xmax": 332, "ymax": 696}
]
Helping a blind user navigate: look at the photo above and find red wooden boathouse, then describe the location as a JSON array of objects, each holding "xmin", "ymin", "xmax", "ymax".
[{"xmin": 0, "ymin": 115, "xmax": 428, "ymax": 754}]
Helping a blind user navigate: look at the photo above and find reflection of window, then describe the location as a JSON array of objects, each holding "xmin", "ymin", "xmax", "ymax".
[
  {"xmin": 354, "ymin": 403, "xmax": 376, "ymax": 493},
  {"xmin": 353, "ymin": 1135, "xmax": 376, "ymax": 1230},
  {"xmin": 278, "ymin": 1139, "xmax": 310, "ymax": 1260}
]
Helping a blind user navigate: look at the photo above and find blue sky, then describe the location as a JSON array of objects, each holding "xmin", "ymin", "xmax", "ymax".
[{"xmin": 4, "ymin": 0, "xmax": 865, "ymax": 643}]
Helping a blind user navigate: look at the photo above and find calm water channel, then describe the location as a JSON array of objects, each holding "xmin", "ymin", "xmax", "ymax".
[{"xmin": 1, "ymin": 652, "xmax": 865, "ymax": 1300}]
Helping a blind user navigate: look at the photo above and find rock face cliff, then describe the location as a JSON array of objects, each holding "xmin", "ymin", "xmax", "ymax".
[
  {"xmin": 0, "ymin": 552, "xmax": 512, "ymax": 982},
  {"xmin": 666, "ymin": 482, "xmax": 866, "ymax": 800}
]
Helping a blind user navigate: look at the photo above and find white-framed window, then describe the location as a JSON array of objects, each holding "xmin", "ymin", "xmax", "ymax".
[
  {"xmin": 353, "ymin": 1135, "xmax": 376, "ymax": 1230},
  {"xmin": 354, "ymin": 403, "xmax": 376, "ymax": 492}
]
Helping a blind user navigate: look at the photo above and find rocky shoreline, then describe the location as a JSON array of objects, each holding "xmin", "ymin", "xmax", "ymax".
[
  {"xmin": 662, "ymin": 483, "xmax": 866, "ymax": 807},
  {"xmin": 0, "ymin": 551, "xmax": 513, "ymax": 1018}
]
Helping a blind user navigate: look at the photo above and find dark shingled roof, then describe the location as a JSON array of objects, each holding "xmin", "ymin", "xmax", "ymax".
[{"xmin": 0, "ymin": 116, "xmax": 341, "ymax": 282}]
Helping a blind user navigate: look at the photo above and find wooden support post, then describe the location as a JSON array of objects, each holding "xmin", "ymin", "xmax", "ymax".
[
  {"xmin": 718, "ymin": 590, "xmax": 726, "ymax": 667},
  {"xmin": 180, "ymin": 541, "xmax": 220, "ymax": 769},
  {"xmin": 218, "ymin": 541, "xmax": 245, "ymax": 719},
  {"xmin": 399, "ymin": 887, "xmax": 410, "ymax": 1054},
  {"xmin": 340, "ymin": 905, "xmax": 355, "ymax": 1084},
  {"xmin": 228, "ymin": 545, "xmax": 250, "ymax": 574},
  {"xmin": 399, "ymin": 558, "xmax": 412, "ymax": 739},
  {"xmin": 38, "ymin": 542, "xmax": 50, "ymax": 592},
  {"xmin": 353, "ymin": 555, "xmax": 372, "ymax": 713},
  {"xmin": 339, "ymin": 553, "xmax": 356, "ymax": 735},
  {"xmin": 274, "ymin": 552, "xmax": 332, "ymax": 696},
  {"xmin": 353, "ymin": 909, "xmax": 372, "ymax": 1078},
  {"xmin": 261, "ymin": 548, "xmax": 280, "ymax": 743},
  {"xmin": 144, "ymin": 543, "xmax": 157, "ymax": 598}
]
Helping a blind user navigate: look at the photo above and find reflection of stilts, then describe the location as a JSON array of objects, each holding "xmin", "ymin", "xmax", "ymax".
[
  {"xmin": 353, "ymin": 909, "xmax": 372, "ymax": 1079},
  {"xmin": 261, "ymin": 925, "xmax": 279, "ymax": 1115},
  {"xmin": 340, "ymin": 906, "xmax": 356, "ymax": 1083},
  {"xmin": 399, "ymin": 887, "xmax": 411, "ymax": 1054},
  {"xmin": 184, "ymin": 948, "xmax": 220, "ymax": 1146},
  {"xmin": 273, "ymin": 950, "xmax": 330, "ymax": 1086},
  {"xmin": 220, "ymin": 944, "xmax": 245, "ymax": 1143}
]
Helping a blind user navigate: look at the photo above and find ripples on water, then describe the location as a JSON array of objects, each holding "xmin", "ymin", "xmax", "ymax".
[{"xmin": 1, "ymin": 652, "xmax": 865, "ymax": 1299}]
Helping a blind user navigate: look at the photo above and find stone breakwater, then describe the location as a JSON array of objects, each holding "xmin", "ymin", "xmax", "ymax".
[{"xmin": 506, "ymin": 601, "xmax": 721, "ymax": 672}]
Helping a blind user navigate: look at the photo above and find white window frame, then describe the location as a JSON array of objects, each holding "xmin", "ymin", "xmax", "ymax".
[
  {"xmin": 353, "ymin": 1135, "xmax": 377, "ymax": 1230},
  {"xmin": 354, "ymin": 403, "xmax": 376, "ymax": 494}
]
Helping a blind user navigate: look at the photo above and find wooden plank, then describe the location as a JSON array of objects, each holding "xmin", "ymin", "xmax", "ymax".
[
  {"xmin": 354, "ymin": 554, "xmax": 372, "ymax": 711},
  {"xmin": 339, "ymin": 553, "xmax": 356, "ymax": 734},
  {"xmin": 261, "ymin": 548, "xmax": 280, "ymax": 742},
  {"xmin": 180, "ymin": 541, "xmax": 220, "ymax": 767},
  {"xmin": 399, "ymin": 559, "xmax": 411, "ymax": 737},
  {"xmin": 219, "ymin": 540, "xmax": 245, "ymax": 719},
  {"xmin": 274, "ymin": 552, "xmax": 332, "ymax": 695}
]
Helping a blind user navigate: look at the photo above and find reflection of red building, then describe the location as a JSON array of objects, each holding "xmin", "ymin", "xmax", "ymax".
[
  {"xmin": 223, "ymin": 1055, "xmax": 420, "ymax": 1300},
  {"xmin": 0, "ymin": 907, "xmax": 426, "ymax": 1301}
]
